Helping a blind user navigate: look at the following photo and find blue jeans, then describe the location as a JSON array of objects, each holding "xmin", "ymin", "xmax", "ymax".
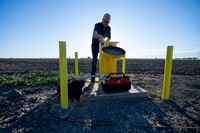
[{"xmin": 91, "ymin": 45, "xmax": 99, "ymax": 75}]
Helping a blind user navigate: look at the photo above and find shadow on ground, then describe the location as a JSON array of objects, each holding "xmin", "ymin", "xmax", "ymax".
[{"xmin": 0, "ymin": 83, "xmax": 200, "ymax": 133}]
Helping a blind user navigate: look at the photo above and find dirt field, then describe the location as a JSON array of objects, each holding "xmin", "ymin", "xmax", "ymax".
[{"xmin": 0, "ymin": 58, "xmax": 200, "ymax": 133}]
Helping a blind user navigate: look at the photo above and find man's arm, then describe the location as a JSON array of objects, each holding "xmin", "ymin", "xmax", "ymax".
[
  {"xmin": 93, "ymin": 31, "xmax": 104, "ymax": 43},
  {"xmin": 104, "ymin": 27, "xmax": 111, "ymax": 42},
  {"xmin": 93, "ymin": 31, "xmax": 101, "ymax": 38}
]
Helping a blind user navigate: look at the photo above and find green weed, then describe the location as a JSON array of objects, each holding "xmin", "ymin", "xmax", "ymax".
[
  {"xmin": 0, "ymin": 71, "xmax": 86, "ymax": 86},
  {"xmin": 0, "ymin": 71, "xmax": 60, "ymax": 86}
]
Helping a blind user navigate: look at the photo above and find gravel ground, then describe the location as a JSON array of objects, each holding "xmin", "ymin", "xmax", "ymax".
[
  {"xmin": 0, "ymin": 59, "xmax": 200, "ymax": 132},
  {"xmin": 1, "ymin": 74, "xmax": 200, "ymax": 133}
]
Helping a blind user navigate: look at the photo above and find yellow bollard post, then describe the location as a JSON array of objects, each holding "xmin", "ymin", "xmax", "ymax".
[
  {"xmin": 99, "ymin": 43, "xmax": 103, "ymax": 75},
  {"xmin": 75, "ymin": 52, "xmax": 78, "ymax": 77},
  {"xmin": 162, "ymin": 46, "xmax": 173, "ymax": 100},
  {"xmin": 122, "ymin": 55, "xmax": 126, "ymax": 74},
  {"xmin": 59, "ymin": 41, "xmax": 68, "ymax": 109}
]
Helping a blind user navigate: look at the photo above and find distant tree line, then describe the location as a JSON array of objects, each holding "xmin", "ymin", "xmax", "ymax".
[{"xmin": 175, "ymin": 57, "xmax": 198, "ymax": 60}]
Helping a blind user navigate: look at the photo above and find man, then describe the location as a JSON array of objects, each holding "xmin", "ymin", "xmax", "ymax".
[{"xmin": 91, "ymin": 13, "xmax": 111, "ymax": 82}]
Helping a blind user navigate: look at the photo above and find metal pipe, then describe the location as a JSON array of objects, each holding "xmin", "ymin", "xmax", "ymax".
[
  {"xmin": 162, "ymin": 46, "xmax": 173, "ymax": 100},
  {"xmin": 75, "ymin": 52, "xmax": 78, "ymax": 77},
  {"xmin": 59, "ymin": 41, "xmax": 68, "ymax": 109},
  {"xmin": 122, "ymin": 55, "xmax": 126, "ymax": 73}
]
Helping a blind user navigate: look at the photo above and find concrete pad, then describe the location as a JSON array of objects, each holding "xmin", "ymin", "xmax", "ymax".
[{"xmin": 80, "ymin": 79, "xmax": 148, "ymax": 101}]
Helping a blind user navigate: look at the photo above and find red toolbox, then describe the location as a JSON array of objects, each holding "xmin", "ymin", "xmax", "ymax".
[{"xmin": 101, "ymin": 73, "xmax": 131, "ymax": 93}]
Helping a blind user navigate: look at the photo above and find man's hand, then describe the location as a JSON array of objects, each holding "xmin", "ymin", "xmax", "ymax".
[
  {"xmin": 98, "ymin": 35, "xmax": 104, "ymax": 43},
  {"xmin": 93, "ymin": 31, "xmax": 104, "ymax": 43},
  {"xmin": 104, "ymin": 37, "xmax": 110, "ymax": 42}
]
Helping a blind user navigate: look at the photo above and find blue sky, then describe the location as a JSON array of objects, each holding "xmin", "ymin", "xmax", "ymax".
[{"xmin": 0, "ymin": 0, "xmax": 200, "ymax": 58}]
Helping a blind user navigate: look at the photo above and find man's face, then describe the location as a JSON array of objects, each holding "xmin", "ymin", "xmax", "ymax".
[{"xmin": 102, "ymin": 17, "xmax": 110, "ymax": 27}]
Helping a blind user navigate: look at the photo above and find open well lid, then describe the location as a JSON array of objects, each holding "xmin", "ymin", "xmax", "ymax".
[{"xmin": 102, "ymin": 46, "xmax": 125, "ymax": 58}]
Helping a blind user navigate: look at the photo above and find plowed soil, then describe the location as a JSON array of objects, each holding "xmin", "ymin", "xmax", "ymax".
[{"xmin": 0, "ymin": 58, "xmax": 200, "ymax": 133}]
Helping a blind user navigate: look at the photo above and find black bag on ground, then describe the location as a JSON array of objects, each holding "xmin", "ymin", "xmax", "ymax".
[{"xmin": 57, "ymin": 80, "xmax": 85, "ymax": 99}]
